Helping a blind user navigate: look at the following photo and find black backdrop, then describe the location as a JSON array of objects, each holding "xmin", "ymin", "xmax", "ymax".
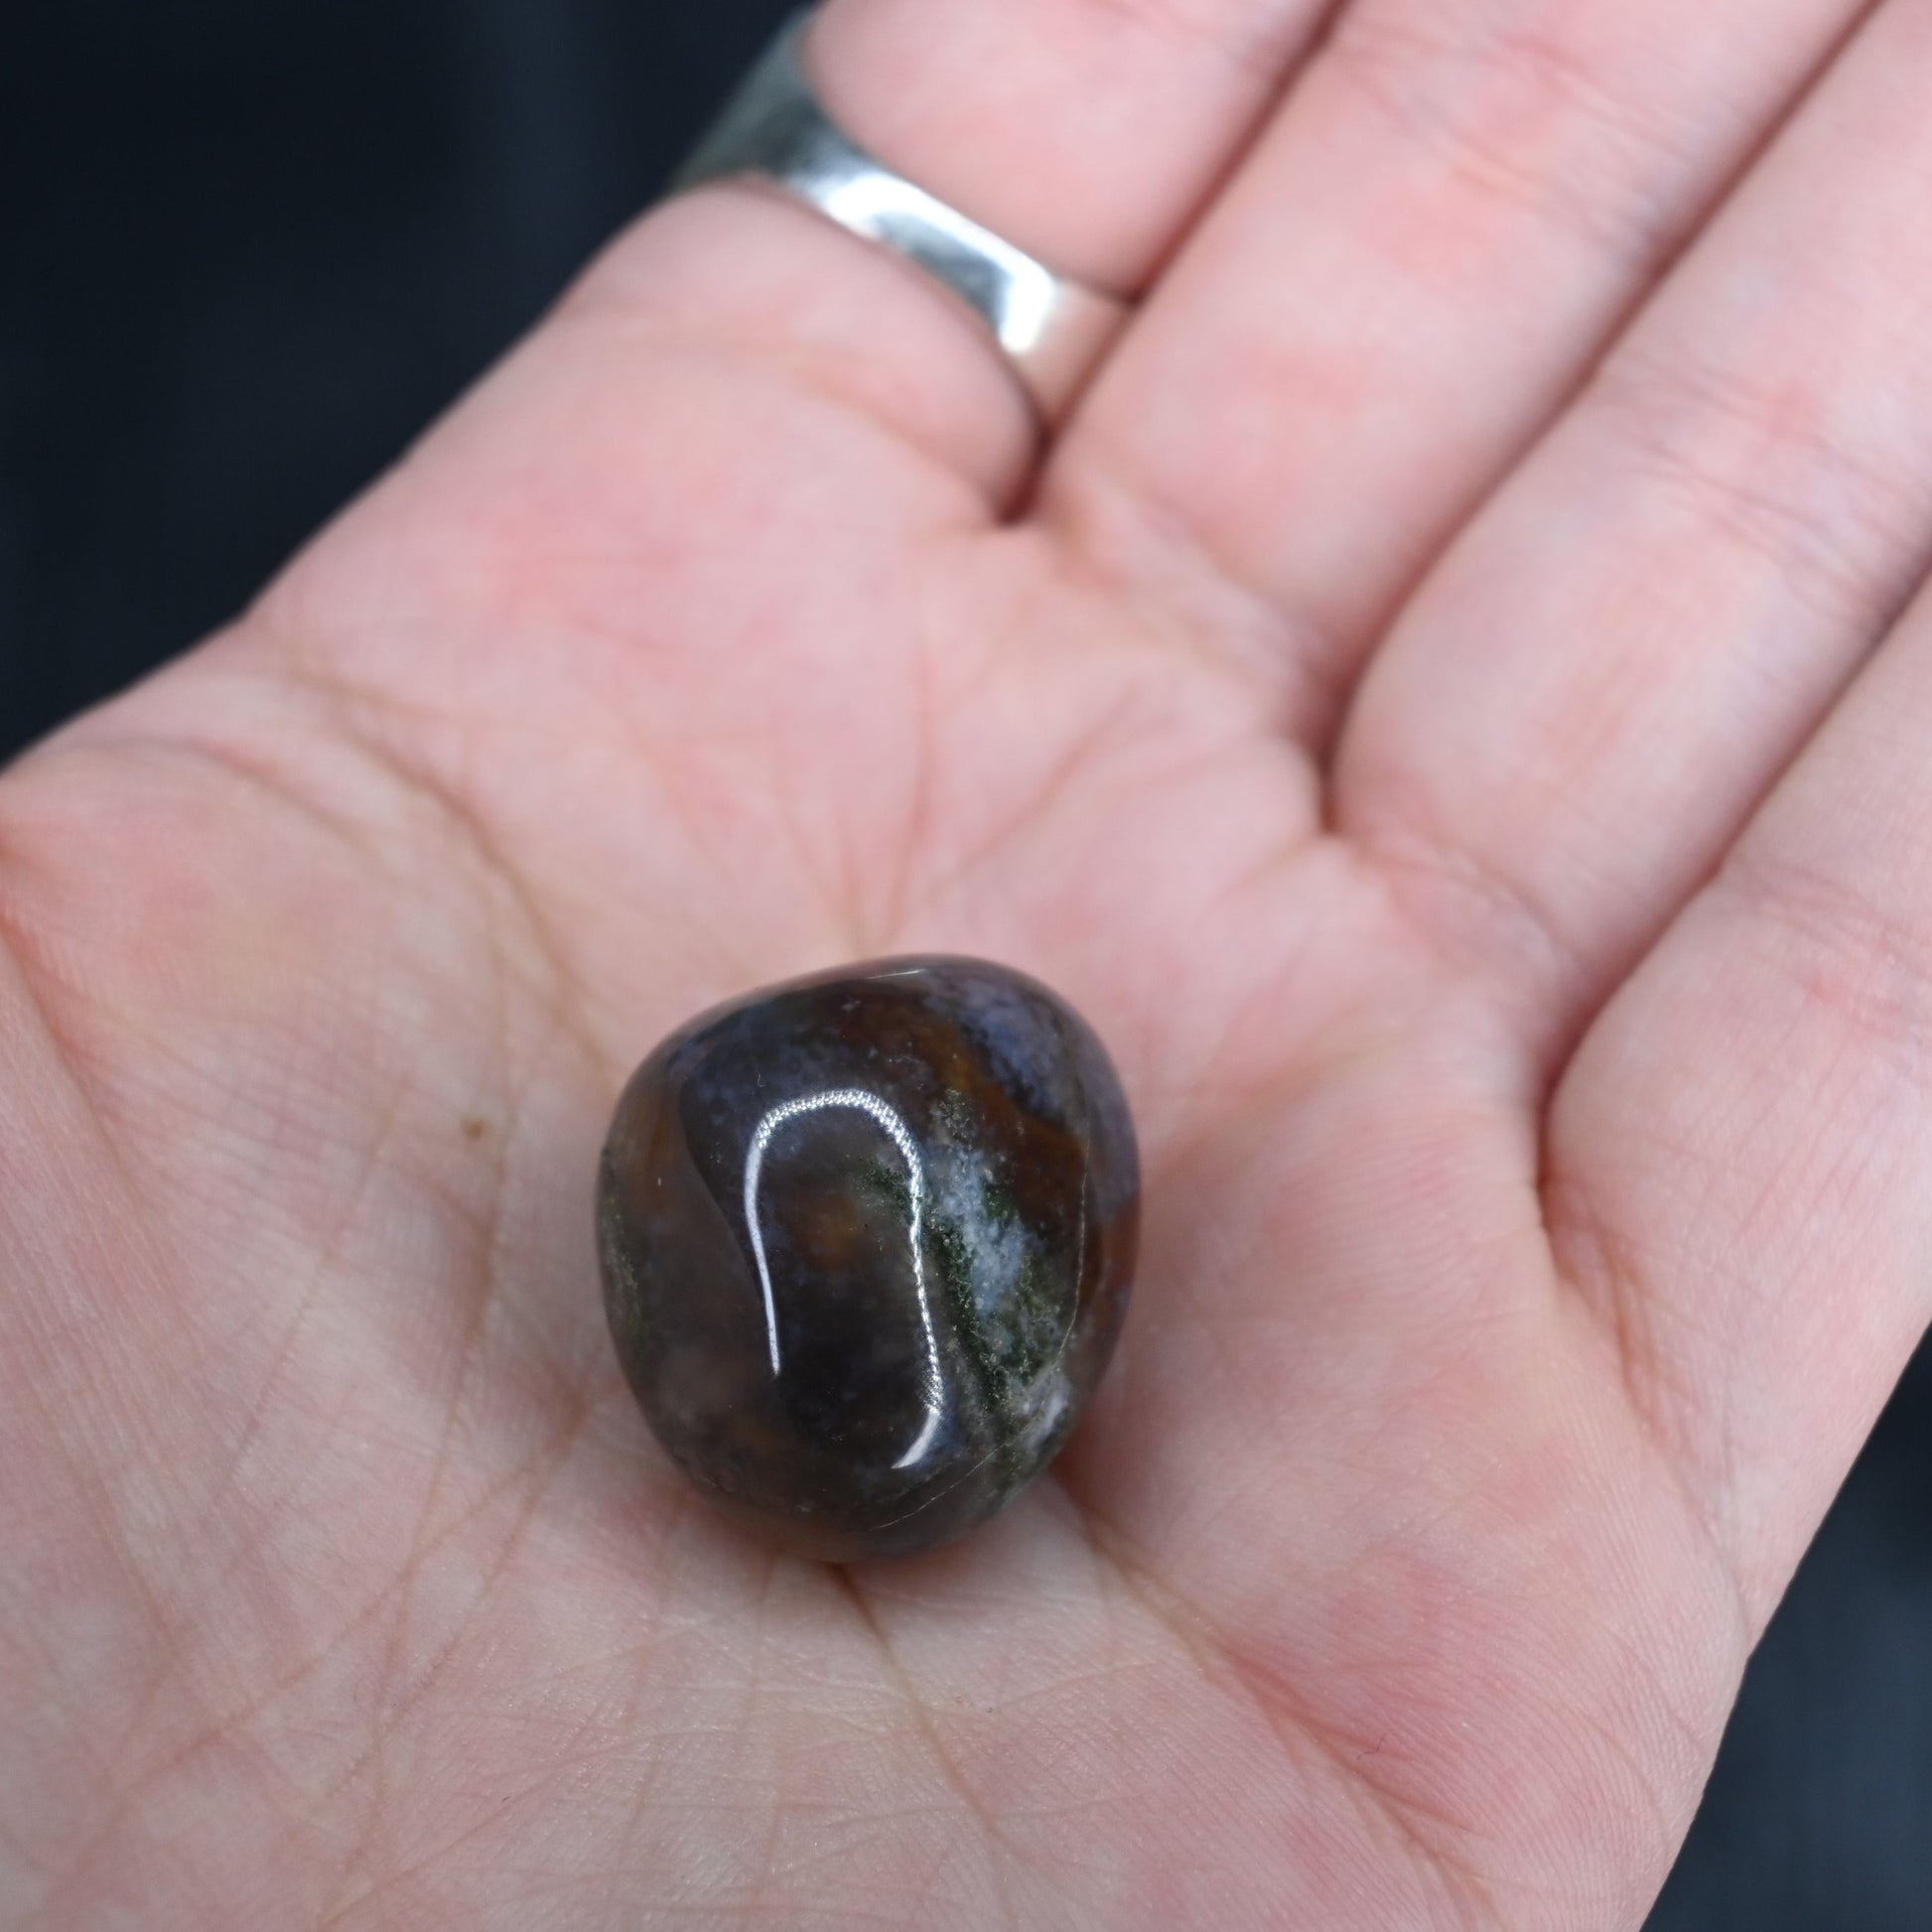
[{"xmin": 3, "ymin": 5, "xmax": 1929, "ymax": 1924}]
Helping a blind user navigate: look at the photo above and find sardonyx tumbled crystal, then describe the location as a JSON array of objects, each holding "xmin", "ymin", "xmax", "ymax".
[{"xmin": 596, "ymin": 956, "xmax": 1139, "ymax": 1562}]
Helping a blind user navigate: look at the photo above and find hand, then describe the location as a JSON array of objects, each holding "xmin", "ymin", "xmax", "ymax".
[{"xmin": 9, "ymin": 0, "xmax": 1932, "ymax": 1923}]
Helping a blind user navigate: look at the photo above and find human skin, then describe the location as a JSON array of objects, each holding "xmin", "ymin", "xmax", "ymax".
[{"xmin": 7, "ymin": 0, "xmax": 1932, "ymax": 1923}]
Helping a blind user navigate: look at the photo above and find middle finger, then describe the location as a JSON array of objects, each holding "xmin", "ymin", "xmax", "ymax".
[{"xmin": 1045, "ymin": 0, "xmax": 1873, "ymax": 742}]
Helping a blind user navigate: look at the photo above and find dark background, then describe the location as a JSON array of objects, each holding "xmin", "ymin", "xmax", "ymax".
[{"xmin": 3, "ymin": 4, "xmax": 1928, "ymax": 1923}]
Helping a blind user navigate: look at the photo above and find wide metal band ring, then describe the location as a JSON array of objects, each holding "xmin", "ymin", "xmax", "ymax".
[{"xmin": 674, "ymin": 12, "xmax": 1131, "ymax": 426}]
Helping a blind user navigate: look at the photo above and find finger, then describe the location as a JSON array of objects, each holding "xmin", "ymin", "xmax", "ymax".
[
  {"xmin": 594, "ymin": 0, "xmax": 1340, "ymax": 505},
  {"xmin": 1546, "ymin": 563, "xmax": 1932, "ymax": 1631},
  {"xmin": 1336, "ymin": 0, "xmax": 1932, "ymax": 1068},
  {"xmin": 812, "ymin": 0, "xmax": 1327, "ymax": 290},
  {"xmin": 1045, "ymin": 0, "xmax": 1872, "ymax": 738}
]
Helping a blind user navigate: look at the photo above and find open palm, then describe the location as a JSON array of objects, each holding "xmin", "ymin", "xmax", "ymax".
[{"xmin": 11, "ymin": 0, "xmax": 1932, "ymax": 1924}]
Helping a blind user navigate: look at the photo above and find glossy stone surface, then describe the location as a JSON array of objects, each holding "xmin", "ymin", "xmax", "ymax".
[{"xmin": 597, "ymin": 956, "xmax": 1139, "ymax": 1562}]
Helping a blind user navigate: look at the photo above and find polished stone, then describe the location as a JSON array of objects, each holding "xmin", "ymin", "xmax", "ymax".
[{"xmin": 597, "ymin": 956, "xmax": 1139, "ymax": 1562}]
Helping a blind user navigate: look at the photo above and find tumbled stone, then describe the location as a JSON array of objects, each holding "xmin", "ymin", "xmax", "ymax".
[{"xmin": 596, "ymin": 955, "xmax": 1139, "ymax": 1562}]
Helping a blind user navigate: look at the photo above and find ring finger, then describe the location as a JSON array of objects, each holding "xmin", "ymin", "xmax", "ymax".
[{"xmin": 592, "ymin": 0, "xmax": 1341, "ymax": 499}]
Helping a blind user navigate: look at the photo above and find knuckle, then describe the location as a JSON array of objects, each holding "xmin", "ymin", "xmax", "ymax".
[
  {"xmin": 1590, "ymin": 346, "xmax": 1932, "ymax": 632},
  {"xmin": 1717, "ymin": 844, "xmax": 1932, "ymax": 1079},
  {"xmin": 1358, "ymin": 813, "xmax": 1584, "ymax": 1010},
  {"xmin": 1323, "ymin": 8, "xmax": 1696, "ymax": 258},
  {"xmin": 1078, "ymin": 0, "xmax": 1316, "ymax": 80}
]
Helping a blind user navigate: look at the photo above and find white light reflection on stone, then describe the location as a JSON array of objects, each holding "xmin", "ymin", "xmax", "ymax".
[{"xmin": 743, "ymin": 1089, "xmax": 944, "ymax": 1470}]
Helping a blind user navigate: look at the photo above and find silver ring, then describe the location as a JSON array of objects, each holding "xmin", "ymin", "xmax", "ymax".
[{"xmin": 673, "ymin": 12, "xmax": 1130, "ymax": 426}]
